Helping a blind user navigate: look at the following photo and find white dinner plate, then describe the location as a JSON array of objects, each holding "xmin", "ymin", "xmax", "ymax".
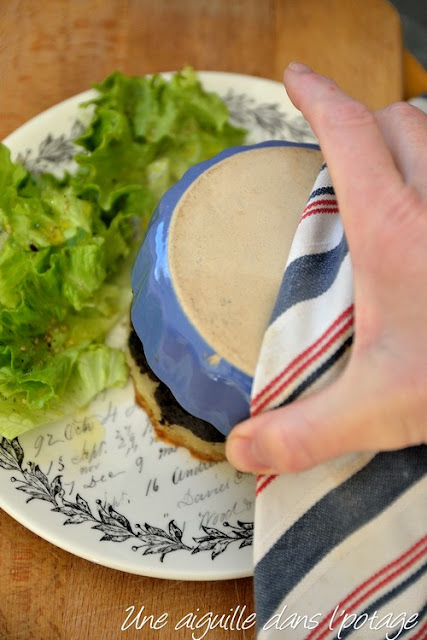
[{"xmin": 0, "ymin": 71, "xmax": 315, "ymax": 580}]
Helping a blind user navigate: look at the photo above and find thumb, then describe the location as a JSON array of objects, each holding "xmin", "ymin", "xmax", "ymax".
[{"xmin": 225, "ymin": 370, "xmax": 412, "ymax": 474}]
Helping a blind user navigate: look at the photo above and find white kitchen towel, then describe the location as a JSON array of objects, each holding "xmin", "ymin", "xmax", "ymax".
[{"xmin": 253, "ymin": 97, "xmax": 427, "ymax": 640}]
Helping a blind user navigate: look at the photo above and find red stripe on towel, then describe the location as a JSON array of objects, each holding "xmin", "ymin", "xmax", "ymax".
[
  {"xmin": 251, "ymin": 305, "xmax": 353, "ymax": 412},
  {"xmin": 304, "ymin": 536, "xmax": 427, "ymax": 640}
]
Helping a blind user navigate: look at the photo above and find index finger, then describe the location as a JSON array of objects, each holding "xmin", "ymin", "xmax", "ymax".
[{"xmin": 284, "ymin": 63, "xmax": 405, "ymax": 238}]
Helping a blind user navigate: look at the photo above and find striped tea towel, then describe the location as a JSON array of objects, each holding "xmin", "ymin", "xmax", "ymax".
[{"xmin": 253, "ymin": 97, "xmax": 427, "ymax": 640}]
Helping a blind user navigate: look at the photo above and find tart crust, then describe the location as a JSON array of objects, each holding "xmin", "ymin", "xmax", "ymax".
[{"xmin": 126, "ymin": 329, "xmax": 226, "ymax": 463}]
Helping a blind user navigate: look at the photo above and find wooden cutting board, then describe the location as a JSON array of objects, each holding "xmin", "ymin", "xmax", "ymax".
[
  {"xmin": 274, "ymin": 0, "xmax": 402, "ymax": 110},
  {"xmin": 0, "ymin": 2, "xmax": 403, "ymax": 640},
  {"xmin": 0, "ymin": 0, "xmax": 402, "ymax": 140}
]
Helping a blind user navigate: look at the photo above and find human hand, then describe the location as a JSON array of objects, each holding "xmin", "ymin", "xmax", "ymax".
[{"xmin": 226, "ymin": 63, "xmax": 427, "ymax": 474}]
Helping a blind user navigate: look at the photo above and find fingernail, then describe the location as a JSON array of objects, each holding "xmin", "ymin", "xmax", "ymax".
[
  {"xmin": 226, "ymin": 436, "xmax": 275, "ymax": 474},
  {"xmin": 287, "ymin": 61, "xmax": 312, "ymax": 73}
]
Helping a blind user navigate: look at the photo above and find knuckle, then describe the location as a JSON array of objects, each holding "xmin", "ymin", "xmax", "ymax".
[
  {"xmin": 321, "ymin": 98, "xmax": 374, "ymax": 130},
  {"xmin": 385, "ymin": 183, "xmax": 424, "ymax": 227},
  {"xmin": 276, "ymin": 411, "xmax": 321, "ymax": 472},
  {"xmin": 372, "ymin": 183, "xmax": 425, "ymax": 256},
  {"xmin": 377, "ymin": 101, "xmax": 418, "ymax": 123},
  {"xmin": 257, "ymin": 409, "xmax": 320, "ymax": 473}
]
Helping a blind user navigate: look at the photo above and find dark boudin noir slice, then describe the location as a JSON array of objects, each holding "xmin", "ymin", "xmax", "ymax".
[{"xmin": 127, "ymin": 326, "xmax": 226, "ymax": 462}]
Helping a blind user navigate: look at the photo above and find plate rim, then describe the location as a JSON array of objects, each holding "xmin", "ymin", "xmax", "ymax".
[
  {"xmin": 2, "ymin": 70, "xmax": 291, "ymax": 146},
  {"xmin": 0, "ymin": 70, "xmax": 306, "ymax": 580}
]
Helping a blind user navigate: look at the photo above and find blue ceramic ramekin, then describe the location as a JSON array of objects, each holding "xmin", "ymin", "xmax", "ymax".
[{"xmin": 130, "ymin": 140, "xmax": 319, "ymax": 436}]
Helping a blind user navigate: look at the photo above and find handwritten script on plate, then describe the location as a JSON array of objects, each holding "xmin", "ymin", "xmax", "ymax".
[{"xmin": 0, "ymin": 380, "xmax": 255, "ymax": 564}]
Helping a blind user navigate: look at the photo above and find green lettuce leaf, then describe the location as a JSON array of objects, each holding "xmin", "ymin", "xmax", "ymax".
[
  {"xmin": 0, "ymin": 68, "xmax": 247, "ymax": 438},
  {"xmin": 73, "ymin": 67, "xmax": 246, "ymax": 225},
  {"xmin": 0, "ymin": 345, "xmax": 128, "ymax": 439}
]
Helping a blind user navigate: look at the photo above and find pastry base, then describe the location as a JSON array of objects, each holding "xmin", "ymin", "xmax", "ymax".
[{"xmin": 126, "ymin": 348, "xmax": 226, "ymax": 463}]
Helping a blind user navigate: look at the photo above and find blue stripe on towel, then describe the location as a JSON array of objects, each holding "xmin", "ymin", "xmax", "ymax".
[
  {"xmin": 270, "ymin": 234, "xmax": 348, "ymax": 323},
  {"xmin": 255, "ymin": 446, "xmax": 427, "ymax": 629},
  {"xmin": 279, "ymin": 334, "xmax": 353, "ymax": 406},
  {"xmin": 309, "ymin": 185, "xmax": 335, "ymax": 199},
  {"xmin": 383, "ymin": 601, "xmax": 427, "ymax": 640},
  {"xmin": 332, "ymin": 563, "xmax": 427, "ymax": 640}
]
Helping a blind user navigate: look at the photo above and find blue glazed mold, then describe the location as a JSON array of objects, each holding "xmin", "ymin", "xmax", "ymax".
[{"xmin": 130, "ymin": 140, "xmax": 319, "ymax": 436}]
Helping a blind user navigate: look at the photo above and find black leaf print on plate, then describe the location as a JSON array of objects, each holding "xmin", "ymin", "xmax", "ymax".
[
  {"xmin": 222, "ymin": 89, "xmax": 315, "ymax": 142},
  {"xmin": 16, "ymin": 119, "xmax": 85, "ymax": 174},
  {"xmin": 0, "ymin": 437, "xmax": 253, "ymax": 562}
]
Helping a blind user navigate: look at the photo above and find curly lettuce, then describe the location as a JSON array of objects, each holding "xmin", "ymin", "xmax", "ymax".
[{"xmin": 0, "ymin": 68, "xmax": 246, "ymax": 438}]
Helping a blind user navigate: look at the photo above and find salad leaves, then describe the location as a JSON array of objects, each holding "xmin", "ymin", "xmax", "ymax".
[{"xmin": 0, "ymin": 68, "xmax": 246, "ymax": 438}]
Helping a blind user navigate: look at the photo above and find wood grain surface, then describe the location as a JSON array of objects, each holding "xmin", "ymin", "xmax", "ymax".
[{"xmin": 0, "ymin": 1, "xmax": 403, "ymax": 639}]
